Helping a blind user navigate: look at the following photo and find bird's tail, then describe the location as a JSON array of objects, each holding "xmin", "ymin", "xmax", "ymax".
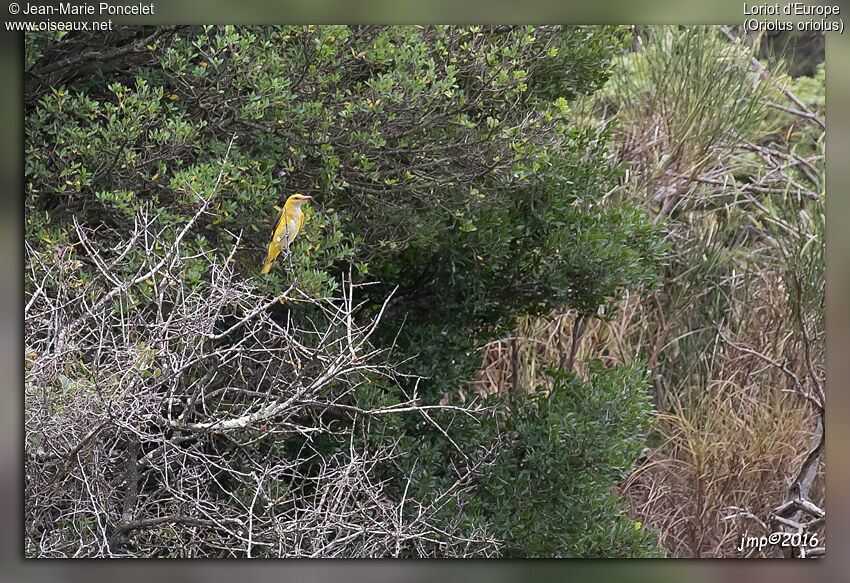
[
  {"xmin": 260, "ymin": 245, "xmax": 285, "ymax": 274},
  {"xmin": 261, "ymin": 249, "xmax": 277, "ymax": 273}
]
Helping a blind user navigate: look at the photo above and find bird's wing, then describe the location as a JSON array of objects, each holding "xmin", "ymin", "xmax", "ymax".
[{"xmin": 270, "ymin": 206, "xmax": 286, "ymax": 239}]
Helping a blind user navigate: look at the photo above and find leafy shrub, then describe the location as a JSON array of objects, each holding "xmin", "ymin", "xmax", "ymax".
[{"xmin": 25, "ymin": 25, "xmax": 663, "ymax": 557}]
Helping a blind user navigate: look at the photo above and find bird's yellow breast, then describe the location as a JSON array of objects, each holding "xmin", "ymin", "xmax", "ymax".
[
  {"xmin": 273, "ymin": 205, "xmax": 305, "ymax": 247},
  {"xmin": 275, "ymin": 214, "xmax": 301, "ymax": 245}
]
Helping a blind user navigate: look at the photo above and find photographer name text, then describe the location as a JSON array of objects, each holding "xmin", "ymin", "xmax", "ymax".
[{"xmin": 17, "ymin": 2, "xmax": 154, "ymax": 16}]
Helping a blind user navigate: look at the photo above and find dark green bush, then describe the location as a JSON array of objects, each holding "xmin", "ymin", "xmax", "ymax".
[{"xmin": 472, "ymin": 364, "xmax": 663, "ymax": 557}]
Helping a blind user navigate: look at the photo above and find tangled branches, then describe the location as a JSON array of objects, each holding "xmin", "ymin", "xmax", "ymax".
[{"xmin": 24, "ymin": 154, "xmax": 498, "ymax": 557}]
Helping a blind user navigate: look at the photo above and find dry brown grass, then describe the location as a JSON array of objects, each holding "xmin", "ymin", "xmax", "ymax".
[{"xmin": 618, "ymin": 267, "xmax": 823, "ymax": 557}]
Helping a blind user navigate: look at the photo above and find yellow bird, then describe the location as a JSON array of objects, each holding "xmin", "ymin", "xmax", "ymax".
[{"xmin": 261, "ymin": 194, "xmax": 313, "ymax": 274}]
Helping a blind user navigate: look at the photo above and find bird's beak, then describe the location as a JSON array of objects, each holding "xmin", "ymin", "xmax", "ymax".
[{"xmin": 302, "ymin": 196, "xmax": 313, "ymax": 200}]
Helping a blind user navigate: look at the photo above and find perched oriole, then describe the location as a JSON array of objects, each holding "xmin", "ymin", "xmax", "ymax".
[{"xmin": 261, "ymin": 193, "xmax": 313, "ymax": 274}]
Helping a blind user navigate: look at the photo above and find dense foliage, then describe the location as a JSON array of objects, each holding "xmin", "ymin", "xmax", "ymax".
[
  {"xmin": 25, "ymin": 25, "xmax": 666, "ymax": 557},
  {"xmin": 473, "ymin": 364, "xmax": 661, "ymax": 557}
]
